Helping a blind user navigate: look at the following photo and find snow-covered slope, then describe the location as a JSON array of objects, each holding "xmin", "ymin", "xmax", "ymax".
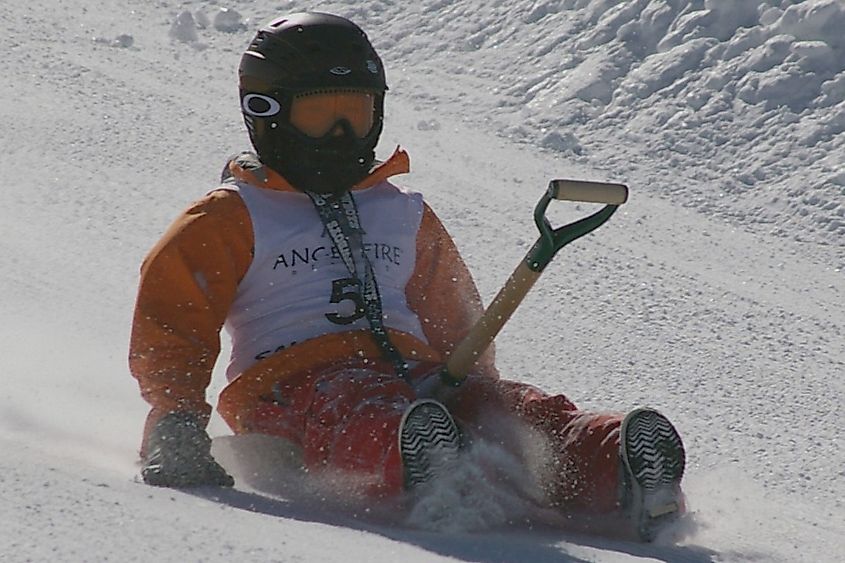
[{"xmin": 1, "ymin": 1, "xmax": 842, "ymax": 561}]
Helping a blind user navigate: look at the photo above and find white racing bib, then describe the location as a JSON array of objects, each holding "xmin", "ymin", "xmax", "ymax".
[{"xmin": 219, "ymin": 181, "xmax": 428, "ymax": 380}]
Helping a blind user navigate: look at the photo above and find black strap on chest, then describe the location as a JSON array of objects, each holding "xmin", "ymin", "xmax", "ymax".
[{"xmin": 305, "ymin": 190, "xmax": 410, "ymax": 381}]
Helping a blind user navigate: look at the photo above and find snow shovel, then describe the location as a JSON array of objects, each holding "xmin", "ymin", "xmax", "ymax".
[{"xmin": 441, "ymin": 179, "xmax": 629, "ymax": 385}]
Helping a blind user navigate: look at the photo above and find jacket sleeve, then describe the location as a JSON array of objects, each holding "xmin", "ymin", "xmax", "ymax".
[
  {"xmin": 129, "ymin": 190, "xmax": 253, "ymax": 455},
  {"xmin": 406, "ymin": 203, "xmax": 500, "ymax": 379}
]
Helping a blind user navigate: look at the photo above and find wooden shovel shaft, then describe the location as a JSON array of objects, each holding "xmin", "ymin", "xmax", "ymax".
[
  {"xmin": 442, "ymin": 180, "xmax": 627, "ymax": 383},
  {"xmin": 445, "ymin": 260, "xmax": 541, "ymax": 379}
]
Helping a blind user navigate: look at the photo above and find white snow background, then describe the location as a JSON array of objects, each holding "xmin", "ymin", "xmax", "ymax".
[{"xmin": 1, "ymin": 0, "xmax": 843, "ymax": 561}]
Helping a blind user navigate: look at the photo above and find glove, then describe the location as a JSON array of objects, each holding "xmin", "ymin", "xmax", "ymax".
[
  {"xmin": 141, "ymin": 412, "xmax": 234, "ymax": 488},
  {"xmin": 412, "ymin": 365, "xmax": 464, "ymax": 403}
]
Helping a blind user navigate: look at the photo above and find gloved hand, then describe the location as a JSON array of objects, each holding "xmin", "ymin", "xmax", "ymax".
[
  {"xmin": 141, "ymin": 412, "xmax": 234, "ymax": 488},
  {"xmin": 412, "ymin": 365, "xmax": 464, "ymax": 403}
]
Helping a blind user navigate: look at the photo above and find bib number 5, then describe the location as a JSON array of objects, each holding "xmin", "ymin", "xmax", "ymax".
[{"xmin": 325, "ymin": 277, "xmax": 366, "ymax": 325}]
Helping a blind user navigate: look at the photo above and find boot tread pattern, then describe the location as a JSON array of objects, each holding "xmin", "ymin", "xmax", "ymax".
[
  {"xmin": 622, "ymin": 408, "xmax": 685, "ymax": 490},
  {"xmin": 399, "ymin": 399, "xmax": 461, "ymax": 488},
  {"xmin": 620, "ymin": 408, "xmax": 686, "ymax": 541}
]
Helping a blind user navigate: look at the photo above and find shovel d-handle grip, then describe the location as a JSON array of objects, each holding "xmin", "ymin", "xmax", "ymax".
[
  {"xmin": 527, "ymin": 181, "xmax": 625, "ymax": 273},
  {"xmin": 441, "ymin": 180, "xmax": 628, "ymax": 385},
  {"xmin": 550, "ymin": 179, "xmax": 629, "ymax": 205}
]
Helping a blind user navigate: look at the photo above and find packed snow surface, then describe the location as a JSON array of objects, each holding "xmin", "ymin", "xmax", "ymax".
[{"xmin": 1, "ymin": 0, "xmax": 842, "ymax": 561}]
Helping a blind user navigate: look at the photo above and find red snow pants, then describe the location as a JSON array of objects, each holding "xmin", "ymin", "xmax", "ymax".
[{"xmin": 248, "ymin": 365, "xmax": 623, "ymax": 513}]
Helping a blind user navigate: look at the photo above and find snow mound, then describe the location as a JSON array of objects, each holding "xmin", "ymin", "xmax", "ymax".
[{"xmin": 380, "ymin": 0, "xmax": 845, "ymax": 244}]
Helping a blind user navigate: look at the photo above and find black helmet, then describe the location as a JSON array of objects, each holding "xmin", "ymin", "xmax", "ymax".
[{"xmin": 239, "ymin": 12, "xmax": 388, "ymax": 194}]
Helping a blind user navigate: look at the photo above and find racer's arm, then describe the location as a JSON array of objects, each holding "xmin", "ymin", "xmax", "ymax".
[
  {"xmin": 129, "ymin": 190, "xmax": 253, "ymax": 455},
  {"xmin": 406, "ymin": 203, "xmax": 499, "ymax": 379}
]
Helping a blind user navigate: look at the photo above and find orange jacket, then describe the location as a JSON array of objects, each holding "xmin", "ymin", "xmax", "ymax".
[{"xmin": 129, "ymin": 148, "xmax": 498, "ymax": 453}]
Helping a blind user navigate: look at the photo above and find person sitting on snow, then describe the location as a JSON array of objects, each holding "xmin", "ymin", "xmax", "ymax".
[{"xmin": 129, "ymin": 12, "xmax": 685, "ymax": 541}]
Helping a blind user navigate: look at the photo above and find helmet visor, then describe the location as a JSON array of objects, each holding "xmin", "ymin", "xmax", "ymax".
[{"xmin": 289, "ymin": 90, "xmax": 376, "ymax": 139}]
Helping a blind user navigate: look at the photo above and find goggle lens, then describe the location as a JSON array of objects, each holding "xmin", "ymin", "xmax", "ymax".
[{"xmin": 289, "ymin": 91, "xmax": 375, "ymax": 139}]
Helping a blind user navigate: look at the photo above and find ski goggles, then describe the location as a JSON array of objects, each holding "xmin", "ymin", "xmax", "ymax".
[{"xmin": 289, "ymin": 90, "xmax": 376, "ymax": 139}]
